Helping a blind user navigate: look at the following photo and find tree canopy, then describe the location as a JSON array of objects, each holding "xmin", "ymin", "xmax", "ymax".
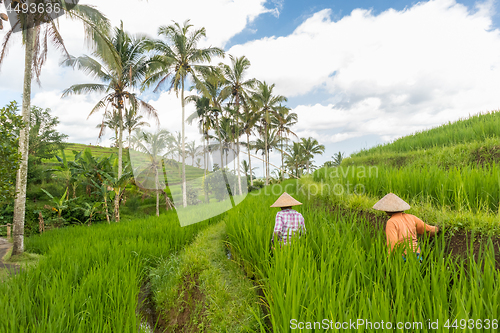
[{"xmin": 0, "ymin": 101, "xmax": 24, "ymax": 202}]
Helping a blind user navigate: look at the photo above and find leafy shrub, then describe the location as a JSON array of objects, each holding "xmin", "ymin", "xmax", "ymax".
[{"xmin": 186, "ymin": 184, "xmax": 200, "ymax": 205}]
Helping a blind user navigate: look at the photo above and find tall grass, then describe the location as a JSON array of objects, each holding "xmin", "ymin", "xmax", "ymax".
[
  {"xmin": 345, "ymin": 137, "xmax": 500, "ymax": 169},
  {"xmin": 226, "ymin": 182, "xmax": 500, "ymax": 332},
  {"xmin": 353, "ymin": 110, "xmax": 500, "ymax": 156},
  {"xmin": 0, "ymin": 211, "xmax": 213, "ymax": 332},
  {"xmin": 313, "ymin": 164, "xmax": 500, "ymax": 214}
]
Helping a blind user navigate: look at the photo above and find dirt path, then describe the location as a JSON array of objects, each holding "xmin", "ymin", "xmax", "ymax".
[{"xmin": 0, "ymin": 238, "xmax": 20, "ymax": 276}]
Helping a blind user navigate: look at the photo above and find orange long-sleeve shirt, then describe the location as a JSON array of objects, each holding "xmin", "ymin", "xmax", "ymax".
[{"xmin": 386, "ymin": 212, "xmax": 437, "ymax": 253}]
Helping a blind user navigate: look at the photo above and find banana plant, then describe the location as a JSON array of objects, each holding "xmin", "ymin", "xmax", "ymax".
[
  {"xmin": 75, "ymin": 202, "xmax": 102, "ymax": 226},
  {"xmin": 101, "ymin": 167, "xmax": 133, "ymax": 222},
  {"xmin": 41, "ymin": 188, "xmax": 71, "ymax": 226},
  {"xmin": 91, "ymin": 179, "xmax": 111, "ymax": 224}
]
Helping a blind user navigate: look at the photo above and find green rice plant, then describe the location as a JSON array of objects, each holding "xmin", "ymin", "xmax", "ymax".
[
  {"xmin": 0, "ymin": 211, "xmax": 216, "ymax": 332},
  {"xmin": 313, "ymin": 163, "xmax": 500, "ymax": 214},
  {"xmin": 226, "ymin": 181, "xmax": 500, "ymax": 332},
  {"xmin": 353, "ymin": 110, "xmax": 500, "ymax": 156}
]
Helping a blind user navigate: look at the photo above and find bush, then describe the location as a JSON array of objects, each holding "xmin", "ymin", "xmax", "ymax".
[
  {"xmin": 204, "ymin": 170, "xmax": 237, "ymax": 202},
  {"xmin": 186, "ymin": 184, "xmax": 200, "ymax": 205}
]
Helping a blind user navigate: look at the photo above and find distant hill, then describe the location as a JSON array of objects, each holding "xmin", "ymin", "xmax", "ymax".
[
  {"xmin": 345, "ymin": 111, "xmax": 500, "ymax": 168},
  {"xmin": 352, "ymin": 110, "xmax": 500, "ymax": 157},
  {"xmin": 45, "ymin": 143, "xmax": 206, "ymax": 185}
]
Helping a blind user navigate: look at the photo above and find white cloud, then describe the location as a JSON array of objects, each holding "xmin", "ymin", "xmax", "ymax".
[
  {"xmin": 230, "ymin": 0, "xmax": 500, "ymax": 146},
  {"xmin": 3, "ymin": 0, "xmax": 500, "ymax": 160}
]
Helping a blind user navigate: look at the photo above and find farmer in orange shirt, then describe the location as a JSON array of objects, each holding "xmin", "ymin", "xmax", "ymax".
[{"xmin": 373, "ymin": 193, "xmax": 439, "ymax": 261}]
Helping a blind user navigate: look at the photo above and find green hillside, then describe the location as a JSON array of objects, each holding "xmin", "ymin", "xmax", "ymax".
[
  {"xmin": 313, "ymin": 110, "xmax": 500, "ymax": 233},
  {"xmin": 46, "ymin": 143, "xmax": 205, "ymax": 185},
  {"xmin": 352, "ymin": 110, "xmax": 500, "ymax": 157}
]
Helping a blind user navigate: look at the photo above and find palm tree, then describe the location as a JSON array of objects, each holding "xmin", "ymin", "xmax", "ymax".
[
  {"xmin": 300, "ymin": 137, "xmax": 326, "ymax": 174},
  {"xmin": 272, "ymin": 105, "xmax": 298, "ymax": 179},
  {"xmin": 143, "ymin": 20, "xmax": 224, "ymax": 208},
  {"xmin": 252, "ymin": 82, "xmax": 287, "ymax": 185},
  {"xmin": 285, "ymin": 142, "xmax": 307, "ymax": 178},
  {"xmin": 186, "ymin": 141, "xmax": 200, "ymax": 167},
  {"xmin": 332, "ymin": 151, "xmax": 345, "ymax": 166},
  {"xmin": 124, "ymin": 105, "xmax": 150, "ymax": 148},
  {"xmin": 170, "ymin": 131, "xmax": 185, "ymax": 163},
  {"xmin": 220, "ymin": 55, "xmax": 257, "ymax": 195},
  {"xmin": 132, "ymin": 129, "xmax": 171, "ymax": 216},
  {"xmin": 189, "ymin": 68, "xmax": 229, "ymax": 171},
  {"xmin": 62, "ymin": 23, "xmax": 158, "ymax": 222},
  {"xmin": 186, "ymin": 96, "xmax": 214, "ymax": 189},
  {"xmin": 241, "ymin": 100, "xmax": 260, "ymax": 186},
  {"xmin": 0, "ymin": 1, "xmax": 110, "ymax": 255},
  {"xmin": 240, "ymin": 160, "xmax": 257, "ymax": 182},
  {"xmin": 95, "ymin": 110, "xmax": 120, "ymax": 147}
]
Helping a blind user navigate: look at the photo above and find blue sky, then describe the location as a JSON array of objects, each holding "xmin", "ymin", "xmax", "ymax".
[{"xmin": 1, "ymin": 0, "xmax": 500, "ymax": 176}]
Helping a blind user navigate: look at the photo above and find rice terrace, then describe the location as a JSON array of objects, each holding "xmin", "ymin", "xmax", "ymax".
[{"xmin": 1, "ymin": 0, "xmax": 500, "ymax": 332}]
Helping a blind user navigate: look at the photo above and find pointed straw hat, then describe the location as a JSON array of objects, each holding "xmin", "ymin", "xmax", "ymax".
[
  {"xmin": 270, "ymin": 192, "xmax": 302, "ymax": 208},
  {"xmin": 372, "ymin": 193, "xmax": 411, "ymax": 212}
]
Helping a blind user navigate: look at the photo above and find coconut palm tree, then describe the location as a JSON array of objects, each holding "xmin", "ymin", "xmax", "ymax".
[
  {"xmin": 241, "ymin": 100, "xmax": 260, "ymax": 186},
  {"xmin": 252, "ymin": 82, "xmax": 287, "ymax": 185},
  {"xmin": 271, "ymin": 105, "xmax": 298, "ymax": 179},
  {"xmin": 189, "ymin": 68, "xmax": 230, "ymax": 171},
  {"xmin": 0, "ymin": 1, "xmax": 110, "ymax": 255},
  {"xmin": 240, "ymin": 160, "xmax": 257, "ymax": 182},
  {"xmin": 220, "ymin": 55, "xmax": 257, "ymax": 195},
  {"xmin": 186, "ymin": 141, "xmax": 200, "ymax": 167},
  {"xmin": 132, "ymin": 129, "xmax": 171, "ymax": 216},
  {"xmin": 300, "ymin": 137, "xmax": 326, "ymax": 174},
  {"xmin": 124, "ymin": 105, "xmax": 150, "ymax": 148},
  {"xmin": 170, "ymin": 131, "xmax": 186, "ymax": 163},
  {"xmin": 143, "ymin": 20, "xmax": 224, "ymax": 208},
  {"xmin": 186, "ymin": 96, "xmax": 214, "ymax": 177},
  {"xmin": 62, "ymin": 23, "xmax": 159, "ymax": 221},
  {"xmin": 285, "ymin": 142, "xmax": 307, "ymax": 178},
  {"xmin": 95, "ymin": 110, "xmax": 120, "ymax": 147}
]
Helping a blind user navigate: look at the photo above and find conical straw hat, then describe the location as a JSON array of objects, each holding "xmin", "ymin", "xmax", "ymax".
[
  {"xmin": 372, "ymin": 193, "xmax": 410, "ymax": 212},
  {"xmin": 270, "ymin": 192, "xmax": 302, "ymax": 207}
]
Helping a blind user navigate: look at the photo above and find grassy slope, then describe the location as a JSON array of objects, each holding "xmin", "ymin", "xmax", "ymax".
[
  {"xmin": 225, "ymin": 181, "xmax": 500, "ymax": 332},
  {"xmin": 315, "ymin": 110, "xmax": 500, "ymax": 232},
  {"xmin": 0, "ymin": 212, "xmax": 214, "ymax": 332},
  {"xmin": 352, "ymin": 109, "xmax": 500, "ymax": 157},
  {"xmin": 45, "ymin": 143, "xmax": 205, "ymax": 185}
]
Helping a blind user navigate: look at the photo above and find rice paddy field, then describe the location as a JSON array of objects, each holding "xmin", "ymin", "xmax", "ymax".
[
  {"xmin": 0, "ymin": 211, "xmax": 214, "ymax": 332},
  {"xmin": 2, "ymin": 113, "xmax": 500, "ymax": 332},
  {"xmin": 226, "ymin": 181, "xmax": 500, "ymax": 332},
  {"xmin": 352, "ymin": 110, "xmax": 500, "ymax": 156},
  {"xmin": 313, "ymin": 163, "xmax": 500, "ymax": 214}
]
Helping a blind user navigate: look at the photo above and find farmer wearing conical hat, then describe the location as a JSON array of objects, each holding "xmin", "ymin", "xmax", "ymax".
[
  {"xmin": 270, "ymin": 192, "xmax": 306, "ymax": 246},
  {"xmin": 373, "ymin": 193, "xmax": 439, "ymax": 258}
]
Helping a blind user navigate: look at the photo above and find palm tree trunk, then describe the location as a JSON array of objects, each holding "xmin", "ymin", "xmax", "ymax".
[
  {"xmin": 246, "ymin": 132, "xmax": 253, "ymax": 186},
  {"xmin": 114, "ymin": 192, "xmax": 120, "ymax": 222},
  {"xmin": 203, "ymin": 138, "xmax": 208, "ymax": 203},
  {"xmin": 181, "ymin": 81, "xmax": 187, "ymax": 207},
  {"xmin": 104, "ymin": 194, "xmax": 110, "ymax": 224},
  {"xmin": 281, "ymin": 131, "xmax": 284, "ymax": 180},
  {"xmin": 264, "ymin": 122, "xmax": 269, "ymax": 185},
  {"xmin": 12, "ymin": 22, "xmax": 35, "ymax": 256},
  {"xmin": 155, "ymin": 164, "xmax": 159, "ymax": 216},
  {"xmin": 235, "ymin": 96, "xmax": 242, "ymax": 195},
  {"xmin": 114, "ymin": 103, "xmax": 123, "ymax": 222},
  {"xmin": 216, "ymin": 116, "xmax": 224, "ymax": 170}
]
